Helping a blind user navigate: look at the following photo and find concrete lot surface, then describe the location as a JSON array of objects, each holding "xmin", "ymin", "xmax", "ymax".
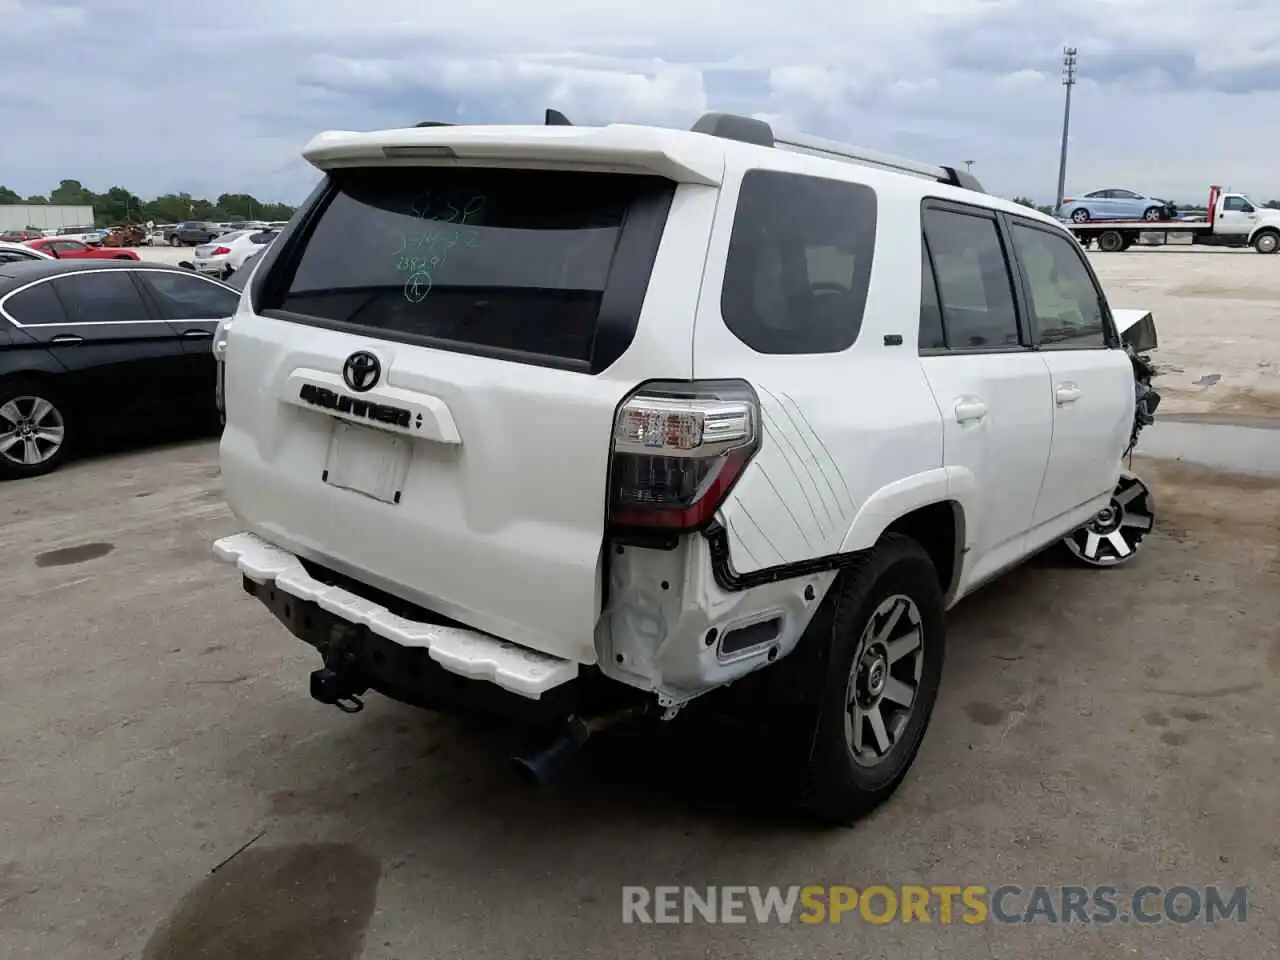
[
  {"xmin": 1085, "ymin": 248, "xmax": 1277, "ymax": 417},
  {"xmin": 1, "ymin": 440, "xmax": 1277, "ymax": 959}
]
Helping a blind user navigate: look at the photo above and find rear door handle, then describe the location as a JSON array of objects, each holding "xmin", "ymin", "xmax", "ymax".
[
  {"xmin": 1055, "ymin": 382, "xmax": 1081, "ymax": 406},
  {"xmin": 954, "ymin": 398, "xmax": 987, "ymax": 424},
  {"xmin": 50, "ymin": 334, "xmax": 83, "ymax": 343}
]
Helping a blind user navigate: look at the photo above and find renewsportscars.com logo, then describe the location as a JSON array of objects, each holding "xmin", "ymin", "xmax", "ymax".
[{"xmin": 621, "ymin": 885, "xmax": 1250, "ymax": 926}]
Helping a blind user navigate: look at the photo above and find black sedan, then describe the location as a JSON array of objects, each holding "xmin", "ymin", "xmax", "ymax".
[{"xmin": 0, "ymin": 259, "xmax": 239, "ymax": 479}]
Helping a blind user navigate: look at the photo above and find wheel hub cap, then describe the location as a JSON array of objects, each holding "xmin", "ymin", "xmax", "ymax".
[{"xmin": 845, "ymin": 595, "xmax": 925, "ymax": 767}]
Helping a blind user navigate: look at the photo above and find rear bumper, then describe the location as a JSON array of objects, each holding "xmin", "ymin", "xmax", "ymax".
[{"xmin": 213, "ymin": 532, "xmax": 578, "ymax": 700}]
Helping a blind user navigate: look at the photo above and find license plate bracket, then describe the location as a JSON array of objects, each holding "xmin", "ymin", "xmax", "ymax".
[{"xmin": 323, "ymin": 421, "xmax": 411, "ymax": 504}]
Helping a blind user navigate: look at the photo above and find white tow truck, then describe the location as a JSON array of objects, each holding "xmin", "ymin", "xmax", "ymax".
[{"xmin": 1067, "ymin": 185, "xmax": 1280, "ymax": 253}]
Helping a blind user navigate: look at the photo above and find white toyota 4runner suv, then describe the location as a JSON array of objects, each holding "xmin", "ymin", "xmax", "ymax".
[{"xmin": 212, "ymin": 110, "xmax": 1161, "ymax": 822}]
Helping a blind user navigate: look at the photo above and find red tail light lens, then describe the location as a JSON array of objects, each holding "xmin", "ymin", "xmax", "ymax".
[
  {"xmin": 607, "ymin": 380, "xmax": 760, "ymax": 531},
  {"xmin": 1061, "ymin": 197, "xmax": 1074, "ymax": 205},
  {"xmin": 212, "ymin": 246, "xmax": 232, "ymax": 256}
]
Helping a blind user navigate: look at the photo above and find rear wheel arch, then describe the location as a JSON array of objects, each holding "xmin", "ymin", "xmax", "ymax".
[{"xmin": 881, "ymin": 500, "xmax": 964, "ymax": 601}]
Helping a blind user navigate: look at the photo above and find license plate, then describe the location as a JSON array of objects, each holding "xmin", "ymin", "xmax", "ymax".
[{"xmin": 323, "ymin": 421, "xmax": 411, "ymax": 503}]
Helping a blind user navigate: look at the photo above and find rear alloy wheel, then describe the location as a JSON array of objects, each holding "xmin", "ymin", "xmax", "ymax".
[
  {"xmin": 1062, "ymin": 472, "xmax": 1154, "ymax": 567},
  {"xmin": 0, "ymin": 385, "xmax": 70, "ymax": 480},
  {"xmin": 1253, "ymin": 231, "xmax": 1279, "ymax": 255},
  {"xmin": 1142, "ymin": 206, "xmax": 1163, "ymax": 222},
  {"xmin": 1070, "ymin": 208, "xmax": 1091, "ymax": 223},
  {"xmin": 799, "ymin": 534, "xmax": 946, "ymax": 824}
]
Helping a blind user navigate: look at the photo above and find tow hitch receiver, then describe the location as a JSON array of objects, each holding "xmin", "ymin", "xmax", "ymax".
[{"xmin": 309, "ymin": 655, "xmax": 368, "ymax": 714}]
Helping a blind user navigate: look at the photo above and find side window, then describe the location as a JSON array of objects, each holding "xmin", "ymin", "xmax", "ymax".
[
  {"xmin": 52, "ymin": 240, "xmax": 87, "ymax": 255},
  {"xmin": 1223, "ymin": 196, "xmax": 1247, "ymax": 212},
  {"xmin": 721, "ymin": 169, "xmax": 877, "ymax": 354},
  {"xmin": 918, "ymin": 237, "xmax": 945, "ymax": 350},
  {"xmin": 0, "ymin": 249, "xmax": 40, "ymax": 264},
  {"xmin": 1010, "ymin": 224, "xmax": 1107, "ymax": 347},
  {"xmin": 921, "ymin": 206, "xmax": 1021, "ymax": 350},
  {"xmin": 3, "ymin": 282, "xmax": 69, "ymax": 325},
  {"xmin": 1110, "ymin": 189, "xmax": 1138, "ymax": 200},
  {"xmin": 138, "ymin": 271, "xmax": 239, "ymax": 320},
  {"xmin": 52, "ymin": 271, "xmax": 149, "ymax": 324}
]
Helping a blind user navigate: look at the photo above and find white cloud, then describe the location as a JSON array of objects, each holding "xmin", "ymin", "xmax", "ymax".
[{"xmin": 2, "ymin": 0, "xmax": 1280, "ymax": 206}]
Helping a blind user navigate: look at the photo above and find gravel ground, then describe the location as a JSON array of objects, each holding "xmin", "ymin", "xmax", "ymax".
[
  {"xmin": 1086, "ymin": 247, "xmax": 1280, "ymax": 417},
  {"xmin": 1, "ymin": 438, "xmax": 1277, "ymax": 960}
]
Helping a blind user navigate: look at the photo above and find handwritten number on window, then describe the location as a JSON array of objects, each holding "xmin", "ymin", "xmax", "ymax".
[{"xmin": 393, "ymin": 195, "xmax": 487, "ymax": 301}]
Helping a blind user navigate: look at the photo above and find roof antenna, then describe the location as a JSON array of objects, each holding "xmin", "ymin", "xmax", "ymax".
[{"xmin": 545, "ymin": 108, "xmax": 573, "ymax": 126}]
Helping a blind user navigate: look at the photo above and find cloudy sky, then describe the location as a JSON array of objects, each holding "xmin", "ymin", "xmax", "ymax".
[{"xmin": 3, "ymin": 0, "xmax": 1279, "ymax": 206}]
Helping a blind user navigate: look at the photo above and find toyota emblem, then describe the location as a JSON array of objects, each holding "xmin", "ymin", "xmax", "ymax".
[{"xmin": 342, "ymin": 351, "xmax": 381, "ymax": 392}]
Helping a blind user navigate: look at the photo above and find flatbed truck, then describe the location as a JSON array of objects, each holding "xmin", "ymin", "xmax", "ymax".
[{"xmin": 1066, "ymin": 186, "xmax": 1280, "ymax": 254}]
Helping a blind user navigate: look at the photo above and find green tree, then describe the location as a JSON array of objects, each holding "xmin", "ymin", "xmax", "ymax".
[{"xmin": 0, "ymin": 181, "xmax": 296, "ymax": 226}]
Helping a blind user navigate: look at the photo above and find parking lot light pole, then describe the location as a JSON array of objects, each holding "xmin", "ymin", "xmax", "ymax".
[{"xmin": 1055, "ymin": 47, "xmax": 1078, "ymax": 213}]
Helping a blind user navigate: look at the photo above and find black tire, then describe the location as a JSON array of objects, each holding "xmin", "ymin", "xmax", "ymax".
[
  {"xmin": 1070, "ymin": 208, "xmax": 1090, "ymax": 223},
  {"xmin": 790, "ymin": 534, "xmax": 946, "ymax": 824},
  {"xmin": 1097, "ymin": 230, "xmax": 1125, "ymax": 252},
  {"xmin": 0, "ymin": 378, "xmax": 72, "ymax": 481},
  {"xmin": 169, "ymin": 236, "xmax": 180, "ymax": 247},
  {"xmin": 1253, "ymin": 230, "xmax": 1279, "ymax": 255},
  {"xmin": 1142, "ymin": 206, "xmax": 1162, "ymax": 222}
]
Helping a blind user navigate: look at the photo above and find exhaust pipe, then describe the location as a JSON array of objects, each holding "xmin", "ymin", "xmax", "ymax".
[{"xmin": 511, "ymin": 705, "xmax": 649, "ymax": 786}]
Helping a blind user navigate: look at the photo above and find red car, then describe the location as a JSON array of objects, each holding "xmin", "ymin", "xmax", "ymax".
[{"xmin": 24, "ymin": 237, "xmax": 139, "ymax": 261}]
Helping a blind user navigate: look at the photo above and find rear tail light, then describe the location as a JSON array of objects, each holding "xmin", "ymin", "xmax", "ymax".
[
  {"xmin": 1061, "ymin": 197, "xmax": 1073, "ymax": 205},
  {"xmin": 607, "ymin": 380, "xmax": 760, "ymax": 531},
  {"xmin": 212, "ymin": 246, "xmax": 232, "ymax": 256}
]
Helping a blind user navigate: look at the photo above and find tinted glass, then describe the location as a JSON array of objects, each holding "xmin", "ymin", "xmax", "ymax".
[
  {"xmin": 1011, "ymin": 223, "xmax": 1107, "ymax": 347},
  {"xmin": 275, "ymin": 166, "xmax": 660, "ymax": 363},
  {"xmin": 1223, "ymin": 196, "xmax": 1248, "ymax": 211},
  {"xmin": 52, "ymin": 240, "xmax": 86, "ymax": 254},
  {"xmin": 0, "ymin": 249, "xmax": 41, "ymax": 264},
  {"xmin": 53, "ymin": 271, "xmax": 148, "ymax": 324},
  {"xmin": 721, "ymin": 169, "xmax": 876, "ymax": 354},
  {"xmin": 4, "ymin": 282, "xmax": 69, "ymax": 325},
  {"xmin": 139, "ymin": 271, "xmax": 239, "ymax": 320},
  {"xmin": 921, "ymin": 208, "xmax": 1020, "ymax": 349},
  {"xmin": 918, "ymin": 237, "xmax": 945, "ymax": 350}
]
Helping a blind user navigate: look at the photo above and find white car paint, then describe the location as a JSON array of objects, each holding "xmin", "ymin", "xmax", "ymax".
[
  {"xmin": 0, "ymin": 241, "xmax": 54, "ymax": 262},
  {"xmin": 213, "ymin": 119, "xmax": 1144, "ymax": 711},
  {"xmin": 192, "ymin": 228, "xmax": 277, "ymax": 278}
]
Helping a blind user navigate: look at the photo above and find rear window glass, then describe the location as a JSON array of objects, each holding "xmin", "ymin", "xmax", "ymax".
[
  {"xmin": 272, "ymin": 167, "xmax": 662, "ymax": 364},
  {"xmin": 720, "ymin": 169, "xmax": 877, "ymax": 354}
]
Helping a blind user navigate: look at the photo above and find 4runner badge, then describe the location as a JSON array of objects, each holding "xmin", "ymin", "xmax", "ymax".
[{"xmin": 342, "ymin": 351, "xmax": 381, "ymax": 392}]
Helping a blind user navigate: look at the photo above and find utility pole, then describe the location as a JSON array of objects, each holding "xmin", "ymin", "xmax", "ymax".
[{"xmin": 1054, "ymin": 47, "xmax": 1078, "ymax": 212}]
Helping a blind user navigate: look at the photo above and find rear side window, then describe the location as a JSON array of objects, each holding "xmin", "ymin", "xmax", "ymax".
[
  {"xmin": 4, "ymin": 282, "xmax": 69, "ymax": 325},
  {"xmin": 266, "ymin": 167, "xmax": 674, "ymax": 369},
  {"xmin": 1009, "ymin": 223, "xmax": 1107, "ymax": 347},
  {"xmin": 921, "ymin": 206, "xmax": 1020, "ymax": 350},
  {"xmin": 721, "ymin": 170, "xmax": 876, "ymax": 354}
]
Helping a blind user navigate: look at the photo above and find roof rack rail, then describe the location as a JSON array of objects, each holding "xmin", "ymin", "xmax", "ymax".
[
  {"xmin": 414, "ymin": 121, "xmax": 454, "ymax": 127},
  {"xmin": 689, "ymin": 111, "xmax": 985, "ymax": 193}
]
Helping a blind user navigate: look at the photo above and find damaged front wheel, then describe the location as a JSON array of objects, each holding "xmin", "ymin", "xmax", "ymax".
[{"xmin": 1062, "ymin": 471, "xmax": 1154, "ymax": 567}]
